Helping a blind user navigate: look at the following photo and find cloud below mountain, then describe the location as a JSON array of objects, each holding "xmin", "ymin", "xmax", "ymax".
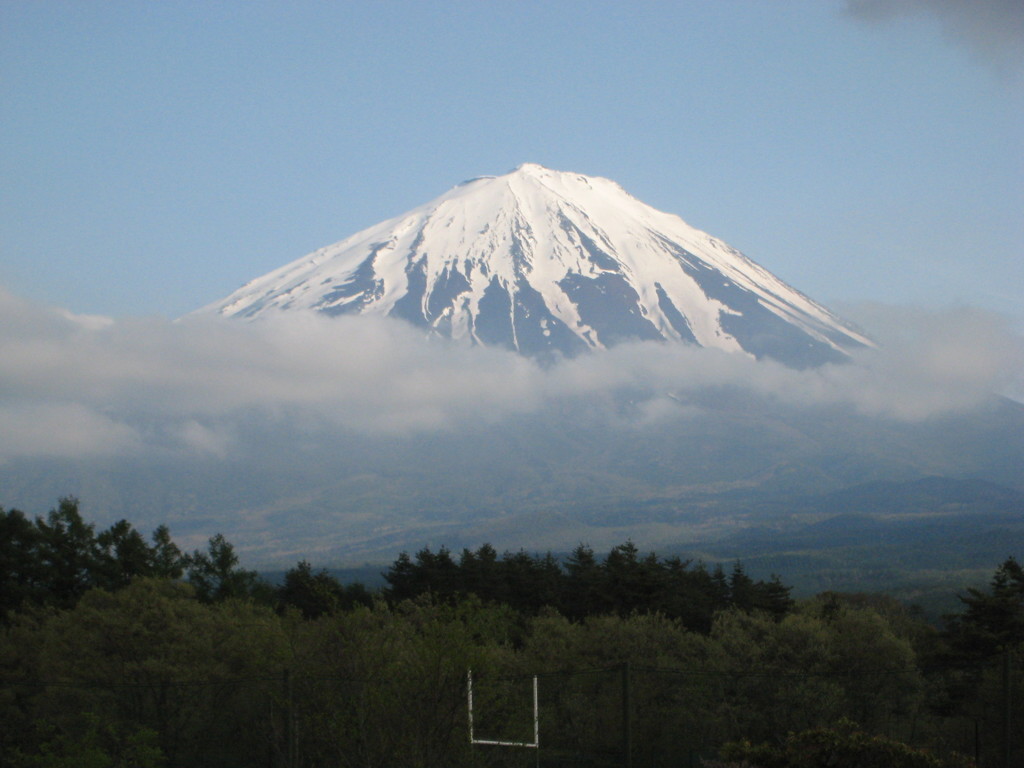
[{"xmin": 1, "ymin": 286, "xmax": 1021, "ymax": 463}]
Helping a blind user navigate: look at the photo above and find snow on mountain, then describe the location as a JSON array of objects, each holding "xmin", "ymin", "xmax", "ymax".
[{"xmin": 201, "ymin": 163, "xmax": 871, "ymax": 367}]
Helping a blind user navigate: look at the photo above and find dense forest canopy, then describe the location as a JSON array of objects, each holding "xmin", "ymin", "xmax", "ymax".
[{"xmin": 1, "ymin": 498, "xmax": 1021, "ymax": 767}]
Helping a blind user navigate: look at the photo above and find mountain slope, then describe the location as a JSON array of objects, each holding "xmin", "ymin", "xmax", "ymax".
[
  {"xmin": 202, "ymin": 164, "xmax": 871, "ymax": 366},
  {"xmin": 4, "ymin": 395, "xmax": 1022, "ymax": 566}
]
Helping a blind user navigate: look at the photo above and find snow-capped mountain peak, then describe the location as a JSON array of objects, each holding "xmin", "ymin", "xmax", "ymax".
[{"xmin": 201, "ymin": 164, "xmax": 871, "ymax": 366}]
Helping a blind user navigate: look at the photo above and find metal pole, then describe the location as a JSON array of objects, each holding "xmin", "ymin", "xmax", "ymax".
[
  {"xmin": 468, "ymin": 671, "xmax": 540, "ymax": 749},
  {"xmin": 284, "ymin": 668, "xmax": 296, "ymax": 768},
  {"xmin": 534, "ymin": 675, "xmax": 540, "ymax": 768},
  {"xmin": 622, "ymin": 662, "xmax": 632, "ymax": 768},
  {"xmin": 467, "ymin": 670, "xmax": 475, "ymax": 744},
  {"xmin": 1003, "ymin": 648, "xmax": 1011, "ymax": 768}
]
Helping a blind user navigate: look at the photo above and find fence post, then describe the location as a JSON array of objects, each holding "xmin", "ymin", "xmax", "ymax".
[
  {"xmin": 284, "ymin": 668, "xmax": 296, "ymax": 768},
  {"xmin": 622, "ymin": 662, "xmax": 632, "ymax": 768},
  {"xmin": 1003, "ymin": 648, "xmax": 1011, "ymax": 768}
]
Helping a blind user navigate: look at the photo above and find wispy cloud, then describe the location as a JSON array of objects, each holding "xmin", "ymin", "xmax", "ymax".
[
  {"xmin": 844, "ymin": 0, "xmax": 1024, "ymax": 75},
  {"xmin": 1, "ymin": 286, "xmax": 1021, "ymax": 462}
]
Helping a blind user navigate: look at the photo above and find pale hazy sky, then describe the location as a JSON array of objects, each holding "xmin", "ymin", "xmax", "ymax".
[{"xmin": 2, "ymin": 1, "xmax": 1022, "ymax": 323}]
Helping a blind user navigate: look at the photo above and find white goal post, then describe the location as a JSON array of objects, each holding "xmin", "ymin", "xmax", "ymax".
[{"xmin": 467, "ymin": 670, "xmax": 539, "ymax": 749}]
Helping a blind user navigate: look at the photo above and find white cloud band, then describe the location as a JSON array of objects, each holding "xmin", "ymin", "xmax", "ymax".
[{"xmin": 1, "ymin": 286, "xmax": 1021, "ymax": 462}]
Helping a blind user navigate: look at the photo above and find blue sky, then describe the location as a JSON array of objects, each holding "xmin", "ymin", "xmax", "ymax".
[
  {"xmin": 1, "ymin": 1, "xmax": 1023, "ymax": 538},
  {"xmin": 1, "ymin": 1, "xmax": 1022, "ymax": 324}
]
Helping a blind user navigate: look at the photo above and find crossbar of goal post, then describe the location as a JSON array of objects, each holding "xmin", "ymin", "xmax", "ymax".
[{"xmin": 467, "ymin": 670, "xmax": 539, "ymax": 749}]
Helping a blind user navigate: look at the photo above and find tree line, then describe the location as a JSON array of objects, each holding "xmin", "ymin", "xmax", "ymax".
[
  {"xmin": 383, "ymin": 541, "xmax": 793, "ymax": 630},
  {"xmin": 1, "ymin": 498, "xmax": 1021, "ymax": 767},
  {"xmin": 1, "ymin": 497, "xmax": 790, "ymax": 628}
]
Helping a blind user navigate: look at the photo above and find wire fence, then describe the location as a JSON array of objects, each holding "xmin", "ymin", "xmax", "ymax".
[{"xmin": 3, "ymin": 659, "xmax": 1020, "ymax": 768}]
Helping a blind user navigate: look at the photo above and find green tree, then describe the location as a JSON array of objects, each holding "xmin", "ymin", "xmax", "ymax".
[
  {"xmin": 456, "ymin": 543, "xmax": 499, "ymax": 600},
  {"xmin": 277, "ymin": 560, "xmax": 371, "ymax": 619},
  {"xmin": 947, "ymin": 557, "xmax": 1024, "ymax": 662},
  {"xmin": 939, "ymin": 558, "xmax": 1024, "ymax": 768},
  {"xmin": 719, "ymin": 721, "xmax": 975, "ymax": 768},
  {"xmin": 655, "ymin": 556, "xmax": 717, "ymax": 631},
  {"xmin": 279, "ymin": 559, "xmax": 341, "ymax": 618},
  {"xmin": 148, "ymin": 526, "xmax": 184, "ymax": 580},
  {"xmin": 0, "ymin": 507, "xmax": 45, "ymax": 616},
  {"xmin": 382, "ymin": 551, "xmax": 418, "ymax": 601},
  {"xmin": 34, "ymin": 497, "xmax": 103, "ymax": 607},
  {"xmin": 95, "ymin": 520, "xmax": 161, "ymax": 589},
  {"xmin": 7, "ymin": 578, "xmax": 288, "ymax": 767},
  {"xmin": 184, "ymin": 533, "xmax": 268, "ymax": 603},
  {"xmin": 562, "ymin": 543, "xmax": 604, "ymax": 618},
  {"xmin": 2, "ymin": 501, "xmax": 187, "ymax": 616},
  {"xmin": 294, "ymin": 596, "xmax": 515, "ymax": 767},
  {"xmin": 706, "ymin": 603, "xmax": 924, "ymax": 746},
  {"xmin": 518, "ymin": 609, "xmax": 714, "ymax": 762},
  {"xmin": 8, "ymin": 714, "xmax": 165, "ymax": 768},
  {"xmin": 498, "ymin": 548, "xmax": 561, "ymax": 612}
]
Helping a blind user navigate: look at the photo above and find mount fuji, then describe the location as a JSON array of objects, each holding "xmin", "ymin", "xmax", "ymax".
[{"xmin": 203, "ymin": 164, "xmax": 870, "ymax": 367}]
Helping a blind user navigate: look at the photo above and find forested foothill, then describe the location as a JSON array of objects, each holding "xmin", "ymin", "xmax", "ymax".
[{"xmin": 1, "ymin": 499, "xmax": 1021, "ymax": 767}]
